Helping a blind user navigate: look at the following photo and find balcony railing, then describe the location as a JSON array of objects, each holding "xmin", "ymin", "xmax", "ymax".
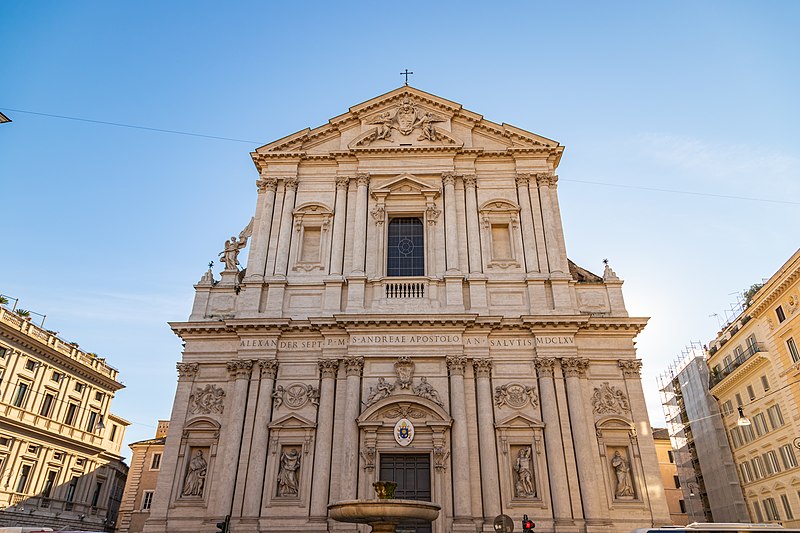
[{"xmin": 709, "ymin": 342, "xmax": 764, "ymax": 388}]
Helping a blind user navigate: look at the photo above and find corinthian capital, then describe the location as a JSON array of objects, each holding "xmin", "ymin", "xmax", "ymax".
[
  {"xmin": 462, "ymin": 174, "xmax": 477, "ymax": 188},
  {"xmin": 336, "ymin": 176, "xmax": 351, "ymax": 189},
  {"xmin": 283, "ymin": 176, "xmax": 299, "ymax": 191},
  {"xmin": 441, "ymin": 172, "xmax": 457, "ymax": 186},
  {"xmin": 446, "ymin": 355, "xmax": 468, "ymax": 375},
  {"xmin": 258, "ymin": 359, "xmax": 279, "ymax": 379},
  {"xmin": 515, "ymin": 173, "xmax": 531, "ymax": 187},
  {"xmin": 472, "ymin": 358, "xmax": 493, "ymax": 378},
  {"xmin": 318, "ymin": 358, "xmax": 341, "ymax": 379},
  {"xmin": 618, "ymin": 359, "xmax": 643, "ymax": 378},
  {"xmin": 533, "ymin": 357, "xmax": 557, "ymax": 377},
  {"xmin": 227, "ymin": 360, "xmax": 254, "ymax": 379},
  {"xmin": 561, "ymin": 357, "xmax": 589, "ymax": 378},
  {"xmin": 257, "ymin": 176, "xmax": 278, "ymax": 192},
  {"xmin": 344, "ymin": 356, "xmax": 365, "ymax": 377},
  {"xmin": 356, "ymin": 172, "xmax": 370, "ymax": 187},
  {"xmin": 535, "ymin": 172, "xmax": 555, "ymax": 187},
  {"xmin": 176, "ymin": 362, "xmax": 199, "ymax": 380}
]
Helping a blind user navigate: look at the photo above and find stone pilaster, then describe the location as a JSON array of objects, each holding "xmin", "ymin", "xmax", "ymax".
[
  {"xmin": 535, "ymin": 173, "xmax": 568, "ymax": 275},
  {"xmin": 242, "ymin": 359, "xmax": 279, "ymax": 518},
  {"xmin": 329, "ymin": 176, "xmax": 350, "ymax": 276},
  {"xmin": 473, "ymin": 357, "xmax": 501, "ymax": 523},
  {"xmin": 272, "ymin": 177, "xmax": 299, "ymax": 276},
  {"xmin": 442, "ymin": 172, "xmax": 461, "ymax": 273},
  {"xmin": 245, "ymin": 175, "xmax": 278, "ymax": 281},
  {"xmin": 446, "ymin": 356, "xmax": 474, "ymax": 530},
  {"xmin": 141, "ymin": 363, "xmax": 199, "ymax": 531},
  {"xmin": 309, "ymin": 359, "xmax": 341, "ymax": 521},
  {"xmin": 215, "ymin": 360, "xmax": 254, "ymax": 516},
  {"xmin": 350, "ymin": 173, "xmax": 370, "ymax": 275},
  {"xmin": 462, "ymin": 174, "xmax": 482, "ymax": 274},
  {"xmin": 339, "ymin": 356, "xmax": 364, "ymax": 500},
  {"xmin": 534, "ymin": 358, "xmax": 573, "ymax": 528},
  {"xmin": 561, "ymin": 357, "xmax": 605, "ymax": 528},
  {"xmin": 515, "ymin": 173, "xmax": 540, "ymax": 273}
]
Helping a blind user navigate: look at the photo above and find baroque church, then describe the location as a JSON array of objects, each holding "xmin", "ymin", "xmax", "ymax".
[{"xmin": 143, "ymin": 87, "xmax": 670, "ymax": 533}]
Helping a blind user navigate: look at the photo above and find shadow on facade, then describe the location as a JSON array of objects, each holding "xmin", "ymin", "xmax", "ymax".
[{"xmin": 0, "ymin": 465, "xmax": 124, "ymax": 532}]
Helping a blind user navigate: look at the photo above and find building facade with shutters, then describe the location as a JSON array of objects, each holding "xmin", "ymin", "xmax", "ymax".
[
  {"xmin": 144, "ymin": 87, "xmax": 670, "ymax": 533},
  {"xmin": 706, "ymin": 248, "xmax": 800, "ymax": 526},
  {"xmin": 0, "ymin": 304, "xmax": 129, "ymax": 532},
  {"xmin": 651, "ymin": 427, "xmax": 689, "ymax": 525}
]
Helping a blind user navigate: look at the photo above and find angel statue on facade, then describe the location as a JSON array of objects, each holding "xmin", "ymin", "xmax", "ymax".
[
  {"xmin": 367, "ymin": 111, "xmax": 394, "ymax": 141},
  {"xmin": 218, "ymin": 218, "xmax": 254, "ymax": 271},
  {"xmin": 415, "ymin": 111, "xmax": 445, "ymax": 141}
]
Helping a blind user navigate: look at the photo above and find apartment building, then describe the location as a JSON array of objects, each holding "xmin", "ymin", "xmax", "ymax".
[
  {"xmin": 706, "ymin": 248, "xmax": 800, "ymax": 525},
  {"xmin": 652, "ymin": 427, "xmax": 689, "ymax": 524},
  {"xmin": 0, "ymin": 304, "xmax": 129, "ymax": 531},
  {"xmin": 116, "ymin": 421, "xmax": 168, "ymax": 533}
]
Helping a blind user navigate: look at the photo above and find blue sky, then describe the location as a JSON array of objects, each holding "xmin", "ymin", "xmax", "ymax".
[{"xmin": 1, "ymin": 1, "xmax": 798, "ymax": 457}]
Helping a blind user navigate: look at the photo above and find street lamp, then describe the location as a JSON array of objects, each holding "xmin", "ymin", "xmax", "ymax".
[{"xmin": 736, "ymin": 407, "xmax": 751, "ymax": 426}]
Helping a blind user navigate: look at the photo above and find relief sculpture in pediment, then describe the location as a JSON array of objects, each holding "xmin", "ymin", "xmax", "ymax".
[{"xmin": 360, "ymin": 98, "xmax": 447, "ymax": 145}]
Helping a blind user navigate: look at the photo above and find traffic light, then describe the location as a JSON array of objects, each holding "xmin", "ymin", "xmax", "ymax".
[
  {"xmin": 522, "ymin": 514, "xmax": 535, "ymax": 533},
  {"xmin": 216, "ymin": 514, "xmax": 230, "ymax": 533}
]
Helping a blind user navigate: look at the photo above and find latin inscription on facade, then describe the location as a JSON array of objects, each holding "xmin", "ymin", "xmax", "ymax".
[{"xmin": 239, "ymin": 335, "xmax": 574, "ymax": 349}]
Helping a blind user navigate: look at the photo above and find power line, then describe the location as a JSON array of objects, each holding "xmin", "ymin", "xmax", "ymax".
[
  {"xmin": 0, "ymin": 107, "xmax": 260, "ymax": 145},
  {"xmin": 2, "ymin": 106, "xmax": 797, "ymax": 206}
]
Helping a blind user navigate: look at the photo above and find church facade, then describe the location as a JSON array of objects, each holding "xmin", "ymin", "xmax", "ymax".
[{"xmin": 143, "ymin": 87, "xmax": 670, "ymax": 533}]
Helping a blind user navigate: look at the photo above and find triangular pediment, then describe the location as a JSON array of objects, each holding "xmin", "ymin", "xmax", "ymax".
[
  {"xmin": 252, "ymin": 86, "xmax": 563, "ymax": 166},
  {"xmin": 495, "ymin": 413, "xmax": 544, "ymax": 429},
  {"xmin": 371, "ymin": 175, "xmax": 441, "ymax": 199},
  {"xmin": 268, "ymin": 413, "xmax": 316, "ymax": 429}
]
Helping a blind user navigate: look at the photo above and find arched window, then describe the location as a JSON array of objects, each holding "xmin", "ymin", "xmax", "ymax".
[{"xmin": 387, "ymin": 217, "xmax": 424, "ymax": 277}]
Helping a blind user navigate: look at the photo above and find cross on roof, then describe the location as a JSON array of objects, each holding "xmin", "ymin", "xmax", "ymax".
[{"xmin": 400, "ymin": 69, "xmax": 413, "ymax": 85}]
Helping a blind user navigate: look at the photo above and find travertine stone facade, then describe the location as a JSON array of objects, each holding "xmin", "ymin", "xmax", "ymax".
[
  {"xmin": 706, "ymin": 248, "xmax": 800, "ymax": 526},
  {"xmin": 0, "ymin": 305, "xmax": 129, "ymax": 531},
  {"xmin": 145, "ymin": 87, "xmax": 670, "ymax": 533}
]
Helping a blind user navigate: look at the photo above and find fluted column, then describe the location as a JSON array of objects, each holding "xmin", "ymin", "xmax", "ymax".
[
  {"xmin": 350, "ymin": 173, "xmax": 370, "ymax": 274},
  {"xmin": 242, "ymin": 359, "xmax": 278, "ymax": 517},
  {"xmin": 339, "ymin": 356, "xmax": 364, "ymax": 500},
  {"xmin": 535, "ymin": 173, "xmax": 568, "ymax": 275},
  {"xmin": 216, "ymin": 360, "xmax": 254, "ymax": 516},
  {"xmin": 309, "ymin": 359, "xmax": 341, "ymax": 520},
  {"xmin": 561, "ymin": 357, "xmax": 603, "ymax": 523},
  {"xmin": 473, "ymin": 358, "xmax": 500, "ymax": 521},
  {"xmin": 515, "ymin": 174, "xmax": 540, "ymax": 273},
  {"xmin": 246, "ymin": 175, "xmax": 278, "ymax": 280},
  {"xmin": 143, "ymin": 363, "xmax": 198, "ymax": 529},
  {"xmin": 329, "ymin": 176, "xmax": 350, "ymax": 276},
  {"xmin": 442, "ymin": 172, "xmax": 460, "ymax": 272},
  {"xmin": 534, "ymin": 358, "xmax": 572, "ymax": 525},
  {"xmin": 446, "ymin": 356, "xmax": 473, "ymax": 525},
  {"xmin": 463, "ymin": 174, "xmax": 482, "ymax": 274},
  {"xmin": 272, "ymin": 176, "xmax": 298, "ymax": 276}
]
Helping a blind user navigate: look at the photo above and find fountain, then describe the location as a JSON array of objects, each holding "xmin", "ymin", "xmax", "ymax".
[{"xmin": 328, "ymin": 481, "xmax": 441, "ymax": 533}]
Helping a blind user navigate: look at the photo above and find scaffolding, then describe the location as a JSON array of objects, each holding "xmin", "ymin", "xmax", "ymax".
[{"xmin": 658, "ymin": 342, "xmax": 750, "ymax": 523}]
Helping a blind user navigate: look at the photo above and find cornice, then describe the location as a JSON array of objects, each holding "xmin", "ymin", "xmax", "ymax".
[
  {"xmin": 750, "ymin": 266, "xmax": 800, "ymax": 318},
  {"xmin": 332, "ymin": 313, "xmax": 479, "ymax": 328}
]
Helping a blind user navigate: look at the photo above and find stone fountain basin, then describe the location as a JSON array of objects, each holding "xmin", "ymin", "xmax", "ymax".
[{"xmin": 328, "ymin": 499, "xmax": 441, "ymax": 524}]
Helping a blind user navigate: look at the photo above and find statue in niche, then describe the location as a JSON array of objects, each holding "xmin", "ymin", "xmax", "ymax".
[
  {"xmin": 181, "ymin": 449, "xmax": 208, "ymax": 497},
  {"xmin": 513, "ymin": 447, "xmax": 535, "ymax": 498},
  {"xmin": 611, "ymin": 450, "xmax": 634, "ymax": 498},
  {"xmin": 277, "ymin": 448, "xmax": 301, "ymax": 497},
  {"xmin": 366, "ymin": 377, "xmax": 394, "ymax": 406},
  {"xmin": 413, "ymin": 377, "xmax": 443, "ymax": 406}
]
